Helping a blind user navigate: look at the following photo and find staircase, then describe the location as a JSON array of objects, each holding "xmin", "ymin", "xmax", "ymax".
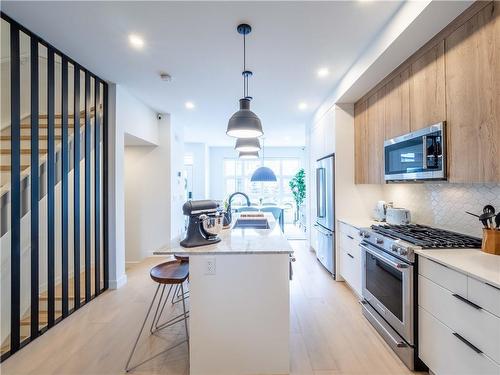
[{"xmin": 0, "ymin": 107, "xmax": 98, "ymax": 356}]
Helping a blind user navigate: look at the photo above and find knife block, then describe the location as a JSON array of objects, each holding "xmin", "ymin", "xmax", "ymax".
[{"xmin": 482, "ymin": 229, "xmax": 500, "ymax": 255}]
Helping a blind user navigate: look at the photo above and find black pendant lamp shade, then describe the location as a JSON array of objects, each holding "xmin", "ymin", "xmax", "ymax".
[
  {"xmin": 239, "ymin": 151, "xmax": 259, "ymax": 159},
  {"xmin": 226, "ymin": 24, "xmax": 264, "ymax": 139},
  {"xmin": 234, "ymin": 136, "xmax": 261, "ymax": 152}
]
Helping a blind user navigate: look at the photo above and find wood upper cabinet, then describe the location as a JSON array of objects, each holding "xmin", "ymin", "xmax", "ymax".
[
  {"xmin": 446, "ymin": 2, "xmax": 500, "ymax": 182},
  {"xmin": 384, "ymin": 68, "xmax": 410, "ymax": 140},
  {"xmin": 354, "ymin": 100, "xmax": 368, "ymax": 184},
  {"xmin": 355, "ymin": 92, "xmax": 386, "ymax": 184},
  {"xmin": 410, "ymin": 40, "xmax": 446, "ymax": 130}
]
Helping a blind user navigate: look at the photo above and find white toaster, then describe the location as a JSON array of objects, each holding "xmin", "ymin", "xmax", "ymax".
[{"xmin": 386, "ymin": 208, "xmax": 411, "ymax": 225}]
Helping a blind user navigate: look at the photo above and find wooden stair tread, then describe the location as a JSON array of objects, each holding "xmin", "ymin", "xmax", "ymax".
[
  {"xmin": 0, "ymin": 135, "xmax": 63, "ymax": 141},
  {"xmin": 0, "ymin": 149, "xmax": 48, "ymax": 155},
  {"xmin": 0, "ymin": 165, "xmax": 30, "ymax": 172}
]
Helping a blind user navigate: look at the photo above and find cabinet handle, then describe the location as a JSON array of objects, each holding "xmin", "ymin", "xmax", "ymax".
[
  {"xmin": 452, "ymin": 294, "xmax": 482, "ymax": 310},
  {"xmin": 486, "ymin": 282, "xmax": 500, "ymax": 291},
  {"xmin": 347, "ymin": 235, "xmax": 354, "ymax": 240},
  {"xmin": 347, "ymin": 253, "xmax": 354, "ymax": 259},
  {"xmin": 452, "ymin": 333, "xmax": 483, "ymax": 354}
]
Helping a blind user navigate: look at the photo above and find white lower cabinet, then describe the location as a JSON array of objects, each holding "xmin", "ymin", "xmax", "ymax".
[
  {"xmin": 418, "ymin": 257, "xmax": 500, "ymax": 375},
  {"xmin": 338, "ymin": 222, "xmax": 362, "ymax": 297}
]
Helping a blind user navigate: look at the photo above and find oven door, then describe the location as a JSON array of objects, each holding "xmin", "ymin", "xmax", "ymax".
[
  {"xmin": 384, "ymin": 122, "xmax": 446, "ymax": 181},
  {"xmin": 361, "ymin": 243, "xmax": 414, "ymax": 344}
]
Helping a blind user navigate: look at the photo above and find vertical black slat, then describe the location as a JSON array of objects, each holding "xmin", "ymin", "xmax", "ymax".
[
  {"xmin": 84, "ymin": 72, "xmax": 91, "ymax": 302},
  {"xmin": 94, "ymin": 79, "xmax": 101, "ymax": 295},
  {"xmin": 73, "ymin": 67, "xmax": 81, "ymax": 308},
  {"xmin": 47, "ymin": 48, "xmax": 55, "ymax": 328},
  {"xmin": 61, "ymin": 58, "xmax": 69, "ymax": 316},
  {"xmin": 10, "ymin": 23, "xmax": 21, "ymax": 354},
  {"xmin": 102, "ymin": 83, "xmax": 108, "ymax": 290},
  {"xmin": 30, "ymin": 37, "xmax": 39, "ymax": 340}
]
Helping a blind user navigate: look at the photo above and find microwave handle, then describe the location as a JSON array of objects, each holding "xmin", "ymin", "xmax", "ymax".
[{"xmin": 422, "ymin": 135, "xmax": 427, "ymax": 170}]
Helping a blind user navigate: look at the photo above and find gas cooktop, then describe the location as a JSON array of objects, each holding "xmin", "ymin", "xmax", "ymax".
[{"xmin": 370, "ymin": 224, "xmax": 482, "ymax": 249}]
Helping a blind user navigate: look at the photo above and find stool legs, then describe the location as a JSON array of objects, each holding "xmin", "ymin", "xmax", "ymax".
[{"xmin": 125, "ymin": 282, "xmax": 189, "ymax": 372}]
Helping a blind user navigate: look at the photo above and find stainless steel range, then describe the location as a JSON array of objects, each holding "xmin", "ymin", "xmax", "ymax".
[{"xmin": 359, "ymin": 224, "xmax": 481, "ymax": 370}]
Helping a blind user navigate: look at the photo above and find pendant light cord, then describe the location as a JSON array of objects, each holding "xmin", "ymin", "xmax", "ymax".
[{"xmin": 243, "ymin": 33, "xmax": 246, "ymax": 98}]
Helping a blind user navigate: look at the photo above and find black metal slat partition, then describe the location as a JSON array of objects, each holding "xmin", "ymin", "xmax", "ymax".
[{"xmin": 0, "ymin": 13, "xmax": 109, "ymax": 361}]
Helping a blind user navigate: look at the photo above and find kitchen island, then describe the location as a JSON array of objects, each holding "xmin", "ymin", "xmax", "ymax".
[{"xmin": 154, "ymin": 213, "xmax": 293, "ymax": 375}]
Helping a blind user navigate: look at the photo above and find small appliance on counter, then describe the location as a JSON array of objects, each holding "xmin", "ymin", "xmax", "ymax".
[
  {"xmin": 180, "ymin": 200, "xmax": 223, "ymax": 248},
  {"xmin": 372, "ymin": 201, "xmax": 393, "ymax": 222},
  {"xmin": 386, "ymin": 207, "xmax": 411, "ymax": 225}
]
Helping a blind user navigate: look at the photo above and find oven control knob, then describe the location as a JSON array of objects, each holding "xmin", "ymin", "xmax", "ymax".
[
  {"xmin": 376, "ymin": 238, "xmax": 383, "ymax": 244},
  {"xmin": 391, "ymin": 245, "xmax": 399, "ymax": 252},
  {"xmin": 399, "ymin": 248, "xmax": 408, "ymax": 256},
  {"xmin": 363, "ymin": 232, "xmax": 370, "ymax": 238}
]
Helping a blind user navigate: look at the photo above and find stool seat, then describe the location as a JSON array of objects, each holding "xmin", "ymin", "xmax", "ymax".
[
  {"xmin": 150, "ymin": 260, "xmax": 189, "ymax": 284},
  {"xmin": 174, "ymin": 254, "xmax": 189, "ymax": 262}
]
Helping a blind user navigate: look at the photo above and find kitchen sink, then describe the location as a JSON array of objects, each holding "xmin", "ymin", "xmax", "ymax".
[{"xmin": 233, "ymin": 218, "xmax": 270, "ymax": 229}]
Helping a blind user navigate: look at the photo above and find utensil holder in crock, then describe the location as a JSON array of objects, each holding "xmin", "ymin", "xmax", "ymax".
[{"xmin": 482, "ymin": 229, "xmax": 500, "ymax": 255}]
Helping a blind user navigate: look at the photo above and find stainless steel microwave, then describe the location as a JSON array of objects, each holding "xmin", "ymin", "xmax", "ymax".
[{"xmin": 384, "ymin": 122, "xmax": 446, "ymax": 182}]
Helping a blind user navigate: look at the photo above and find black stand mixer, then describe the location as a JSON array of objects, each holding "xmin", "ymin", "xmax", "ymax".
[{"xmin": 180, "ymin": 200, "xmax": 223, "ymax": 248}]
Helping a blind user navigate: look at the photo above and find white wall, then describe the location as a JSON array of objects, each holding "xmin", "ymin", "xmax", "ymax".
[
  {"xmin": 116, "ymin": 86, "xmax": 159, "ymax": 146},
  {"xmin": 184, "ymin": 142, "xmax": 209, "ymax": 200},
  {"xmin": 124, "ymin": 114, "xmax": 183, "ymax": 262},
  {"xmin": 208, "ymin": 146, "xmax": 306, "ymax": 201}
]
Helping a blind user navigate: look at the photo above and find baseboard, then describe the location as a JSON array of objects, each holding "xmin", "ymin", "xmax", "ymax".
[{"xmin": 108, "ymin": 274, "xmax": 127, "ymax": 289}]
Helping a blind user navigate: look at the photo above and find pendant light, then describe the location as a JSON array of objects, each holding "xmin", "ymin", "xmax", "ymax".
[
  {"xmin": 251, "ymin": 138, "xmax": 277, "ymax": 182},
  {"xmin": 235, "ymin": 137, "xmax": 261, "ymax": 152},
  {"xmin": 226, "ymin": 24, "xmax": 263, "ymax": 139},
  {"xmin": 239, "ymin": 151, "xmax": 259, "ymax": 159}
]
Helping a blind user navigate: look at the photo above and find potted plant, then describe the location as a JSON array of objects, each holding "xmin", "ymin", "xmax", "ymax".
[{"xmin": 289, "ymin": 168, "xmax": 306, "ymax": 223}]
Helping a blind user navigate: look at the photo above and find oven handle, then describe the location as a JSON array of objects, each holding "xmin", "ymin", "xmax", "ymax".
[{"xmin": 360, "ymin": 243, "xmax": 409, "ymax": 270}]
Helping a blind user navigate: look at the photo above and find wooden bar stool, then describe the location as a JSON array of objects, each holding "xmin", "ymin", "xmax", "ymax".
[
  {"xmin": 171, "ymin": 254, "xmax": 190, "ymax": 304},
  {"xmin": 125, "ymin": 260, "xmax": 189, "ymax": 372}
]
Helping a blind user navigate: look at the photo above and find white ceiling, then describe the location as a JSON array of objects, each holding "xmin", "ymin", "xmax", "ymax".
[{"xmin": 2, "ymin": 1, "xmax": 404, "ymax": 146}]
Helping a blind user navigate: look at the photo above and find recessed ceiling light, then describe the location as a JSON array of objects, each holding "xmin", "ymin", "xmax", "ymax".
[
  {"xmin": 185, "ymin": 101, "xmax": 195, "ymax": 110},
  {"xmin": 298, "ymin": 102, "xmax": 308, "ymax": 111},
  {"xmin": 128, "ymin": 34, "xmax": 144, "ymax": 49},
  {"xmin": 317, "ymin": 67, "xmax": 330, "ymax": 78}
]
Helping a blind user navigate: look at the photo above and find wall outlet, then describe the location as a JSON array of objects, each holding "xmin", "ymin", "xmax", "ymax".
[{"xmin": 205, "ymin": 257, "xmax": 216, "ymax": 275}]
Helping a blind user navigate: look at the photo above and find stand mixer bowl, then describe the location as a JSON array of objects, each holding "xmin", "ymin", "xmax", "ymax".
[{"xmin": 200, "ymin": 213, "xmax": 223, "ymax": 236}]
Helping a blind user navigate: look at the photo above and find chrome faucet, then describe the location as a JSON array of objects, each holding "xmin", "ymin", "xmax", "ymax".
[{"xmin": 224, "ymin": 192, "xmax": 251, "ymax": 226}]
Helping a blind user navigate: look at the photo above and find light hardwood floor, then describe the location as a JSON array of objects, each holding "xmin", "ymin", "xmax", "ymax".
[{"xmin": 1, "ymin": 241, "xmax": 421, "ymax": 375}]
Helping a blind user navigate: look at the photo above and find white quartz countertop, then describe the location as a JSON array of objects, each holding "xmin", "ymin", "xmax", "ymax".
[
  {"xmin": 154, "ymin": 213, "xmax": 293, "ymax": 255},
  {"xmin": 337, "ymin": 217, "xmax": 381, "ymax": 229},
  {"xmin": 415, "ymin": 248, "xmax": 500, "ymax": 289}
]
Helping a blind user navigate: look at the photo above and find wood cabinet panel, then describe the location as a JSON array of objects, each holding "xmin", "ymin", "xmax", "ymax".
[
  {"xmin": 446, "ymin": 2, "xmax": 500, "ymax": 182},
  {"xmin": 366, "ymin": 92, "xmax": 385, "ymax": 184},
  {"xmin": 409, "ymin": 40, "xmax": 446, "ymax": 130},
  {"xmin": 354, "ymin": 101, "xmax": 368, "ymax": 184},
  {"xmin": 384, "ymin": 68, "xmax": 410, "ymax": 140}
]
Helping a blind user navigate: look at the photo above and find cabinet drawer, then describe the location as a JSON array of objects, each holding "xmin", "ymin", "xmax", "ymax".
[
  {"xmin": 468, "ymin": 277, "xmax": 500, "ymax": 318},
  {"xmin": 419, "ymin": 306, "xmax": 500, "ymax": 375},
  {"xmin": 338, "ymin": 222, "xmax": 361, "ymax": 242},
  {"xmin": 419, "ymin": 275, "xmax": 500, "ymax": 364},
  {"xmin": 340, "ymin": 245, "xmax": 362, "ymax": 297},
  {"xmin": 418, "ymin": 256, "xmax": 467, "ymax": 295}
]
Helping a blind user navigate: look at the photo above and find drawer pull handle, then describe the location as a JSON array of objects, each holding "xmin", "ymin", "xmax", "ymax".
[
  {"xmin": 452, "ymin": 294, "xmax": 482, "ymax": 310},
  {"xmin": 452, "ymin": 333, "xmax": 483, "ymax": 354},
  {"xmin": 486, "ymin": 282, "xmax": 500, "ymax": 291},
  {"xmin": 347, "ymin": 235, "xmax": 354, "ymax": 240},
  {"xmin": 347, "ymin": 253, "xmax": 354, "ymax": 259}
]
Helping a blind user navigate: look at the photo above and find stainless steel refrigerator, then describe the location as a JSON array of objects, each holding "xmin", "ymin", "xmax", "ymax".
[{"xmin": 314, "ymin": 154, "xmax": 335, "ymax": 276}]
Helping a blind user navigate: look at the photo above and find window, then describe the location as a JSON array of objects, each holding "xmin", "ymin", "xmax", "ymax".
[{"xmin": 222, "ymin": 157, "xmax": 301, "ymax": 207}]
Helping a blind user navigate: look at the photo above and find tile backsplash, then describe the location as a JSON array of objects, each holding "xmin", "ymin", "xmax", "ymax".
[{"xmin": 383, "ymin": 183, "xmax": 500, "ymax": 238}]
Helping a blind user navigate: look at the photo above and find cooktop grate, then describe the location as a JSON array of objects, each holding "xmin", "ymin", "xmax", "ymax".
[{"xmin": 370, "ymin": 224, "xmax": 482, "ymax": 249}]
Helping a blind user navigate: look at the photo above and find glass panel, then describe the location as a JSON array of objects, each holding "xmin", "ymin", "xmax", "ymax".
[
  {"xmin": 365, "ymin": 253, "xmax": 403, "ymax": 321},
  {"xmin": 0, "ymin": 17, "xmax": 11, "ymax": 355},
  {"xmin": 89, "ymin": 76, "xmax": 95, "ymax": 296},
  {"xmin": 19, "ymin": 30, "xmax": 31, "ymax": 344},
  {"xmin": 67, "ymin": 62, "xmax": 74, "ymax": 311},
  {"xmin": 79, "ymin": 69, "xmax": 85, "ymax": 302},
  {"xmin": 99, "ymin": 82, "xmax": 104, "ymax": 291},
  {"xmin": 53, "ymin": 53, "xmax": 62, "ymax": 321},
  {"xmin": 385, "ymin": 138, "xmax": 424, "ymax": 175},
  {"xmin": 38, "ymin": 42, "xmax": 48, "ymax": 331}
]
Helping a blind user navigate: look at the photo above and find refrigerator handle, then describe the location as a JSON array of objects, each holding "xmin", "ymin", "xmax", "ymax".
[{"xmin": 316, "ymin": 167, "xmax": 326, "ymax": 218}]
